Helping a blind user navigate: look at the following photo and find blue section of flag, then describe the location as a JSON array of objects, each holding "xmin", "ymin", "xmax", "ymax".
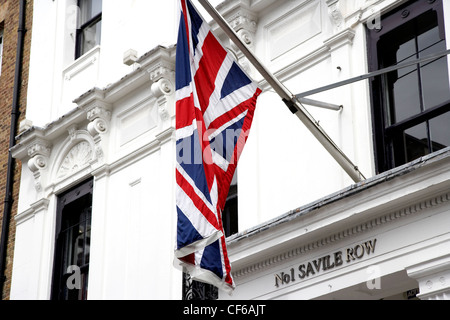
[
  {"xmin": 221, "ymin": 62, "xmax": 252, "ymax": 99},
  {"xmin": 200, "ymin": 240, "xmax": 223, "ymax": 279},
  {"xmin": 176, "ymin": 132, "xmax": 212, "ymax": 204},
  {"xmin": 176, "ymin": 206, "xmax": 203, "ymax": 250},
  {"xmin": 176, "ymin": 13, "xmax": 191, "ymax": 90}
]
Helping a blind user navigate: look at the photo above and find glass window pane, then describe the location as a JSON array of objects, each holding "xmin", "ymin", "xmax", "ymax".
[
  {"xmin": 80, "ymin": 20, "xmax": 101, "ymax": 54},
  {"xmin": 418, "ymin": 25, "xmax": 441, "ymax": 55},
  {"xmin": 421, "ymin": 57, "xmax": 450, "ymax": 109},
  {"xmin": 391, "ymin": 69, "xmax": 421, "ymax": 123},
  {"xmin": 396, "ymin": 38, "xmax": 417, "ymax": 78},
  {"xmin": 404, "ymin": 122, "xmax": 429, "ymax": 162},
  {"xmin": 80, "ymin": 0, "xmax": 102, "ymax": 24},
  {"xmin": 418, "ymin": 25, "xmax": 450, "ymax": 110},
  {"xmin": 429, "ymin": 111, "xmax": 450, "ymax": 152}
]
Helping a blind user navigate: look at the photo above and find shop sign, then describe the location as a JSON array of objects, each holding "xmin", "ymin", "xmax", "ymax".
[{"xmin": 274, "ymin": 239, "xmax": 377, "ymax": 288}]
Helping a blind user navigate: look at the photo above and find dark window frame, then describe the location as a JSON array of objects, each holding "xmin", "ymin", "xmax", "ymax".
[
  {"xmin": 75, "ymin": 0, "xmax": 102, "ymax": 59},
  {"xmin": 368, "ymin": 0, "xmax": 450, "ymax": 173},
  {"xmin": 51, "ymin": 179, "xmax": 93, "ymax": 300}
]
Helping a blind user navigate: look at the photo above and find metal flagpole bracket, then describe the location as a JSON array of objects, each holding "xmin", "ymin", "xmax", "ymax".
[
  {"xmin": 283, "ymin": 98, "xmax": 299, "ymax": 114},
  {"xmin": 198, "ymin": 0, "xmax": 365, "ymax": 183},
  {"xmin": 298, "ymin": 98, "xmax": 342, "ymax": 111}
]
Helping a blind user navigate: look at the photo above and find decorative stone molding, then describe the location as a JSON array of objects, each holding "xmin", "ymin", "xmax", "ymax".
[
  {"xmin": 323, "ymin": 27, "xmax": 356, "ymax": 51},
  {"xmin": 326, "ymin": 0, "xmax": 345, "ymax": 32},
  {"xmin": 75, "ymin": 92, "xmax": 111, "ymax": 168},
  {"xmin": 222, "ymin": 3, "xmax": 258, "ymax": 75},
  {"xmin": 148, "ymin": 63, "xmax": 175, "ymax": 84},
  {"xmin": 15, "ymin": 198, "xmax": 50, "ymax": 226},
  {"xmin": 56, "ymin": 140, "xmax": 94, "ymax": 180},
  {"xmin": 151, "ymin": 77, "xmax": 174, "ymax": 122},
  {"xmin": 27, "ymin": 139, "xmax": 52, "ymax": 160},
  {"xmin": 26, "ymin": 139, "xmax": 52, "ymax": 192},
  {"xmin": 86, "ymin": 103, "xmax": 112, "ymax": 136},
  {"xmin": 225, "ymin": 2, "xmax": 257, "ymax": 41},
  {"xmin": 230, "ymin": 12, "xmax": 257, "ymax": 48},
  {"xmin": 148, "ymin": 59, "xmax": 175, "ymax": 122}
]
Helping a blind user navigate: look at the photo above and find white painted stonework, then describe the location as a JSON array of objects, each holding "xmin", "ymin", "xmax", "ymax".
[{"xmin": 9, "ymin": 0, "xmax": 450, "ymax": 300}]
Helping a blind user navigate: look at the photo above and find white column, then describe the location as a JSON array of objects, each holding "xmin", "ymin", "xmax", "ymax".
[{"xmin": 407, "ymin": 255, "xmax": 450, "ymax": 300}]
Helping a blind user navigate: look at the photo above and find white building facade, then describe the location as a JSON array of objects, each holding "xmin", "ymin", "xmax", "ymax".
[{"xmin": 9, "ymin": 0, "xmax": 450, "ymax": 300}]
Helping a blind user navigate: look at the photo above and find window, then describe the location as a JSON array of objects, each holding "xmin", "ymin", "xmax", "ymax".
[
  {"xmin": 0, "ymin": 26, "xmax": 3, "ymax": 76},
  {"xmin": 51, "ymin": 179, "xmax": 93, "ymax": 300},
  {"xmin": 76, "ymin": 0, "xmax": 102, "ymax": 59},
  {"xmin": 222, "ymin": 173, "xmax": 238, "ymax": 237},
  {"xmin": 368, "ymin": 0, "xmax": 450, "ymax": 173}
]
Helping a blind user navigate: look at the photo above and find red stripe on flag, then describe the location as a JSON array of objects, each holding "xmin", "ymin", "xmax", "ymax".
[
  {"xmin": 220, "ymin": 236, "xmax": 233, "ymax": 286},
  {"xmin": 176, "ymin": 94, "xmax": 196, "ymax": 129},
  {"xmin": 194, "ymin": 32, "xmax": 227, "ymax": 113},
  {"xmin": 180, "ymin": 253, "xmax": 195, "ymax": 265},
  {"xmin": 176, "ymin": 169, "xmax": 219, "ymax": 230},
  {"xmin": 206, "ymin": 102, "xmax": 252, "ymax": 132}
]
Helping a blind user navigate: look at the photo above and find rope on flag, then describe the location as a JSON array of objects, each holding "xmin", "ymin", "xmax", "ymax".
[{"xmin": 174, "ymin": 0, "xmax": 261, "ymax": 294}]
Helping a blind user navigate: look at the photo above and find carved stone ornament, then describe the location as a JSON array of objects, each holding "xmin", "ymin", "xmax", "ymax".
[
  {"xmin": 87, "ymin": 118, "xmax": 109, "ymax": 136},
  {"xmin": 151, "ymin": 77, "xmax": 174, "ymax": 122},
  {"xmin": 148, "ymin": 60, "xmax": 175, "ymax": 84},
  {"xmin": 27, "ymin": 140, "xmax": 52, "ymax": 159},
  {"xmin": 225, "ymin": 5, "xmax": 258, "ymax": 76},
  {"xmin": 227, "ymin": 7, "xmax": 257, "ymax": 50},
  {"xmin": 151, "ymin": 78, "xmax": 174, "ymax": 98},
  {"xmin": 327, "ymin": 0, "xmax": 345, "ymax": 31},
  {"xmin": 86, "ymin": 105, "xmax": 111, "ymax": 136},
  {"xmin": 56, "ymin": 141, "xmax": 94, "ymax": 180},
  {"xmin": 26, "ymin": 140, "xmax": 52, "ymax": 192},
  {"xmin": 28, "ymin": 155, "xmax": 48, "ymax": 172}
]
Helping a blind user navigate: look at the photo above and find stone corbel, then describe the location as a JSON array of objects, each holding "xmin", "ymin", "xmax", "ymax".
[
  {"xmin": 225, "ymin": 5, "xmax": 257, "ymax": 76},
  {"xmin": 86, "ymin": 103, "xmax": 112, "ymax": 137},
  {"xmin": 326, "ymin": 0, "xmax": 345, "ymax": 32},
  {"xmin": 85, "ymin": 102, "xmax": 111, "ymax": 164},
  {"xmin": 149, "ymin": 64, "xmax": 175, "ymax": 122},
  {"xmin": 27, "ymin": 139, "xmax": 52, "ymax": 192},
  {"xmin": 228, "ymin": 7, "xmax": 257, "ymax": 49}
]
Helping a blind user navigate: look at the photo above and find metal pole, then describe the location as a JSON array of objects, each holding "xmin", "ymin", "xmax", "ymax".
[
  {"xmin": 198, "ymin": 0, "xmax": 365, "ymax": 182},
  {"xmin": 296, "ymin": 49, "xmax": 450, "ymax": 98},
  {"xmin": 298, "ymin": 98, "xmax": 342, "ymax": 111}
]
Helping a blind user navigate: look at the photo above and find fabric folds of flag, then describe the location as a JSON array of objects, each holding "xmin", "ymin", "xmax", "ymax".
[{"xmin": 174, "ymin": 0, "xmax": 261, "ymax": 294}]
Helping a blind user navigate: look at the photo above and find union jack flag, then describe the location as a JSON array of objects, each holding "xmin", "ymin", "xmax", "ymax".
[{"xmin": 174, "ymin": 0, "xmax": 261, "ymax": 293}]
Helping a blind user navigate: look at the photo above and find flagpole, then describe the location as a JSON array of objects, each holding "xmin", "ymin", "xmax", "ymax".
[{"xmin": 198, "ymin": 0, "xmax": 365, "ymax": 183}]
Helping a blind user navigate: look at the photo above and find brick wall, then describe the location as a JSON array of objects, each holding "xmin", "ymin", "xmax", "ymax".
[{"xmin": 0, "ymin": 0, "xmax": 32, "ymax": 300}]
